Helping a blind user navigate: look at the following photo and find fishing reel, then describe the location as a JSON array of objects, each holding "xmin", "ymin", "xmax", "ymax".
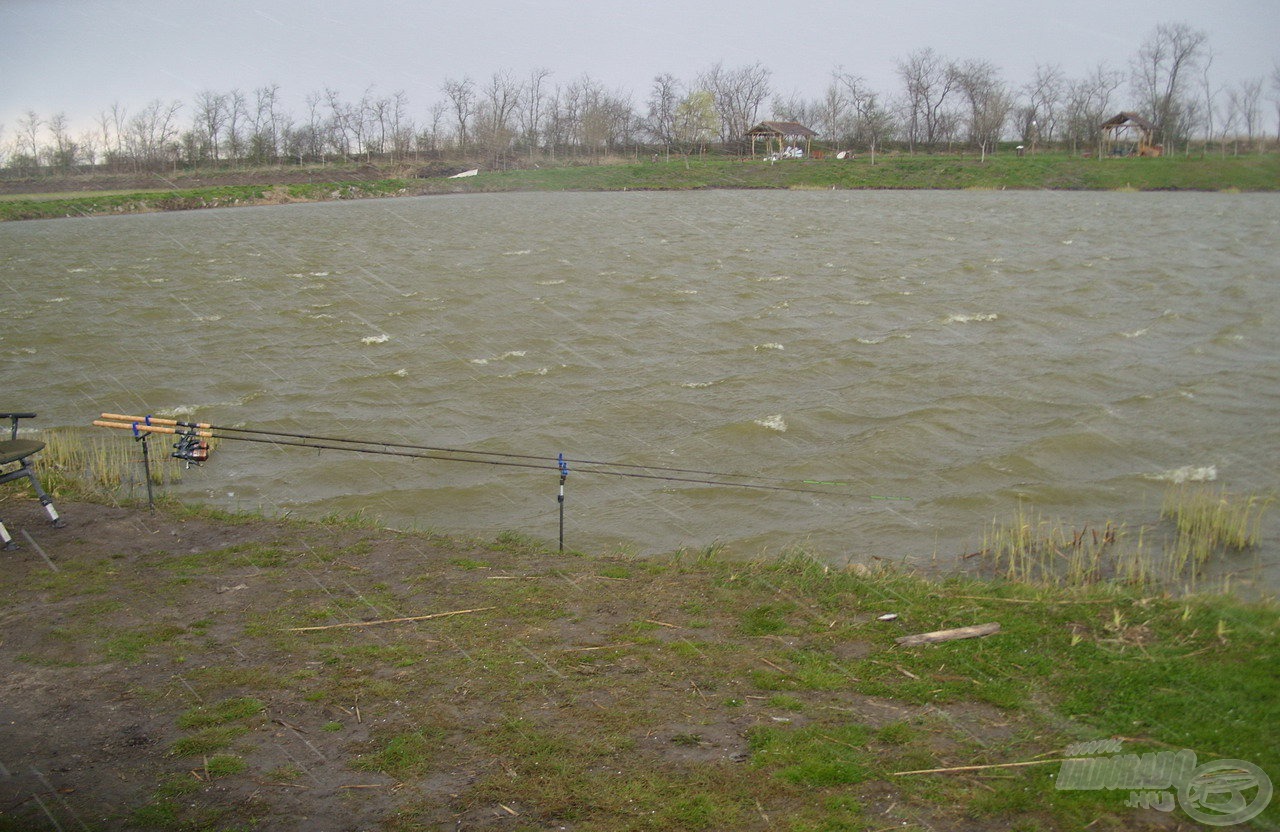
[{"xmin": 172, "ymin": 430, "xmax": 210, "ymax": 466}]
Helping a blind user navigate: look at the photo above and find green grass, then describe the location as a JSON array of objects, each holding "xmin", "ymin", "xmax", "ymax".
[
  {"xmin": 3, "ymin": 153, "xmax": 1277, "ymax": 222},
  {"xmin": 353, "ymin": 727, "xmax": 448, "ymax": 779},
  {"xmin": 3, "ymin": 493, "xmax": 1277, "ymax": 830},
  {"xmin": 177, "ymin": 697, "xmax": 265, "ymax": 729}
]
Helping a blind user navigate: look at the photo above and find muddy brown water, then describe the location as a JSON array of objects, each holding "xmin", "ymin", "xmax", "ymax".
[{"xmin": 3, "ymin": 190, "xmax": 1277, "ymax": 588}]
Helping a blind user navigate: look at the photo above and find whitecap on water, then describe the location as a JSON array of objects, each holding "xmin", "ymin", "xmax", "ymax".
[
  {"xmin": 754, "ymin": 343, "xmax": 785, "ymax": 351},
  {"xmin": 681, "ymin": 381, "xmax": 717, "ymax": 389},
  {"xmin": 754, "ymin": 414, "xmax": 787, "ymax": 432},
  {"xmin": 1147, "ymin": 465, "xmax": 1218, "ymax": 483},
  {"xmin": 945, "ymin": 313, "xmax": 999, "ymax": 323},
  {"xmin": 536, "ymin": 279, "xmax": 566, "ymax": 285},
  {"xmin": 1123, "ymin": 328, "xmax": 1149, "ymax": 338},
  {"xmin": 471, "ymin": 350, "xmax": 527, "ymax": 365},
  {"xmin": 361, "ymin": 334, "xmax": 390, "ymax": 345},
  {"xmin": 499, "ymin": 367, "xmax": 549, "ymax": 378},
  {"xmin": 503, "ymin": 249, "xmax": 532, "ymax": 256}
]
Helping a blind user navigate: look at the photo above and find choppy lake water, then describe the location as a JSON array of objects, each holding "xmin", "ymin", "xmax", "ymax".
[{"xmin": 3, "ymin": 190, "xmax": 1278, "ymax": 586}]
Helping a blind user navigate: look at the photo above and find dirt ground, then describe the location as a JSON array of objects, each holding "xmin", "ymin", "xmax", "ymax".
[{"xmin": 0, "ymin": 495, "xmax": 1205, "ymax": 832}]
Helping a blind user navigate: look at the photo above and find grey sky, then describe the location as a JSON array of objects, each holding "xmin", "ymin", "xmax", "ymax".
[{"xmin": 2, "ymin": 0, "xmax": 1277, "ymax": 136}]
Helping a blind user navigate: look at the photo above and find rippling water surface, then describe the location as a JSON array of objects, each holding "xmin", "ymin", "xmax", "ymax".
[{"xmin": 3, "ymin": 191, "xmax": 1278, "ymax": 583}]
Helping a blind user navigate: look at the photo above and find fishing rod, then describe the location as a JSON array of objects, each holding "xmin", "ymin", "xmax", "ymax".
[
  {"xmin": 93, "ymin": 417, "xmax": 848, "ymax": 496},
  {"xmin": 98, "ymin": 413, "xmax": 907, "ymax": 499}
]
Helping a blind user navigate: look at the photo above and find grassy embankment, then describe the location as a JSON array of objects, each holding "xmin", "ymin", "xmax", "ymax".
[
  {"xmin": 1, "ymin": 152, "xmax": 1277, "ymax": 221},
  {"xmin": 1, "ymin": 431, "xmax": 1276, "ymax": 830}
]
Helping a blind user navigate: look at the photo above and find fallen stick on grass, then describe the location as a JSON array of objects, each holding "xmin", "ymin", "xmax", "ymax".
[
  {"xmin": 893, "ymin": 759, "xmax": 1065, "ymax": 776},
  {"xmin": 894, "ymin": 622, "xmax": 1000, "ymax": 646},
  {"xmin": 287, "ymin": 606, "xmax": 494, "ymax": 632}
]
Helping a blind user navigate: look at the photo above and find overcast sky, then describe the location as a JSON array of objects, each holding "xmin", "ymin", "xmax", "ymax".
[{"xmin": 2, "ymin": 0, "xmax": 1277, "ymax": 137}]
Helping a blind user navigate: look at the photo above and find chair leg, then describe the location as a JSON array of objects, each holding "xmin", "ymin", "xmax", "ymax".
[
  {"xmin": 21, "ymin": 459, "xmax": 66, "ymax": 529},
  {"xmin": 0, "ymin": 518, "xmax": 14, "ymax": 550}
]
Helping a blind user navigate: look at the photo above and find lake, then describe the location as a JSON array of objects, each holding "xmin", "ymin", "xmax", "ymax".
[{"xmin": 3, "ymin": 190, "xmax": 1277, "ymax": 586}]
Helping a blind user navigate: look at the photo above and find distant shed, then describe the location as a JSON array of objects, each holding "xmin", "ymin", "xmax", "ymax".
[
  {"xmin": 746, "ymin": 121, "xmax": 817, "ymax": 159},
  {"xmin": 1100, "ymin": 112, "xmax": 1160, "ymax": 157}
]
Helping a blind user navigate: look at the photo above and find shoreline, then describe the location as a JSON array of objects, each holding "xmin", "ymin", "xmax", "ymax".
[{"xmin": 3, "ymin": 152, "xmax": 1277, "ymax": 222}]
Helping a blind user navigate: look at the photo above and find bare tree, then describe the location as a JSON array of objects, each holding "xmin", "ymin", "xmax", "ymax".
[
  {"xmin": 99, "ymin": 102, "xmax": 130, "ymax": 169},
  {"xmin": 441, "ymin": 76, "xmax": 476, "ymax": 153},
  {"xmin": 225, "ymin": 89, "xmax": 248, "ymax": 162},
  {"xmin": 897, "ymin": 47, "xmax": 959, "ymax": 151},
  {"xmin": 250, "ymin": 83, "xmax": 283, "ymax": 164},
  {"xmin": 1199, "ymin": 49, "xmax": 1220, "ymax": 153},
  {"xmin": 419, "ymin": 100, "xmax": 447, "ymax": 157},
  {"xmin": 481, "ymin": 70, "xmax": 522, "ymax": 167},
  {"xmin": 1131, "ymin": 22, "xmax": 1208, "ymax": 149},
  {"xmin": 854, "ymin": 93, "xmax": 896, "ymax": 162},
  {"xmin": 1019, "ymin": 63, "xmax": 1065, "ymax": 149},
  {"xmin": 1225, "ymin": 78, "xmax": 1264, "ymax": 151},
  {"xmin": 517, "ymin": 67, "xmax": 552, "ymax": 158},
  {"xmin": 817, "ymin": 80, "xmax": 850, "ymax": 144},
  {"xmin": 1271, "ymin": 60, "xmax": 1280, "ymax": 147},
  {"xmin": 47, "ymin": 112, "xmax": 78, "ymax": 170},
  {"xmin": 1063, "ymin": 64, "xmax": 1123, "ymax": 154},
  {"xmin": 389, "ymin": 90, "xmax": 413, "ymax": 161},
  {"xmin": 955, "ymin": 59, "xmax": 1013, "ymax": 158},
  {"xmin": 193, "ymin": 90, "xmax": 227, "ymax": 163},
  {"xmin": 769, "ymin": 91, "xmax": 811, "ymax": 126},
  {"xmin": 699, "ymin": 61, "xmax": 771, "ymax": 145},
  {"xmin": 830, "ymin": 70, "xmax": 870, "ymax": 143},
  {"xmin": 564, "ymin": 75, "xmax": 632, "ymax": 156},
  {"xmin": 125, "ymin": 98, "xmax": 182, "ymax": 169},
  {"xmin": 76, "ymin": 128, "xmax": 98, "ymax": 167},
  {"xmin": 15, "ymin": 110, "xmax": 43, "ymax": 169},
  {"xmin": 645, "ymin": 73, "xmax": 682, "ymax": 155},
  {"xmin": 322, "ymin": 88, "xmax": 354, "ymax": 159},
  {"xmin": 1237, "ymin": 77, "xmax": 1264, "ymax": 148}
]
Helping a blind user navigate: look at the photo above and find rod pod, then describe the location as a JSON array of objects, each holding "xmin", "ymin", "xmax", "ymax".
[{"xmin": 133, "ymin": 420, "xmax": 155, "ymax": 511}]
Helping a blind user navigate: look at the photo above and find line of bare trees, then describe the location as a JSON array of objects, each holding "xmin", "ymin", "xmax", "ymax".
[{"xmin": 4, "ymin": 22, "xmax": 1277, "ymax": 175}]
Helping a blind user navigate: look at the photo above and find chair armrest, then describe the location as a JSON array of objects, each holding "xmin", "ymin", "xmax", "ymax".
[{"xmin": 1, "ymin": 412, "xmax": 38, "ymax": 440}]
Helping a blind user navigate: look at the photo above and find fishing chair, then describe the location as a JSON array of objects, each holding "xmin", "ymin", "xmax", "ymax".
[{"xmin": 0, "ymin": 412, "xmax": 65, "ymax": 550}]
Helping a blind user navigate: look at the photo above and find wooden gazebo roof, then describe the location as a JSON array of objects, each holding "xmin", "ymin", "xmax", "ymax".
[
  {"xmin": 746, "ymin": 121, "xmax": 818, "ymax": 139},
  {"xmin": 1100, "ymin": 112, "xmax": 1156, "ymax": 131}
]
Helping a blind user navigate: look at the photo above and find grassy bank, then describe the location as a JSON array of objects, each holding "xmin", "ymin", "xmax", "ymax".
[
  {"xmin": 2, "ymin": 432, "xmax": 1278, "ymax": 829},
  {"xmin": 2, "ymin": 152, "xmax": 1276, "ymax": 221},
  {"xmin": 0, "ymin": 496, "xmax": 1275, "ymax": 830}
]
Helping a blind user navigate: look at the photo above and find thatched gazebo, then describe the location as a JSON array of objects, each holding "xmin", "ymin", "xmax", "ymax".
[
  {"xmin": 1100, "ymin": 112, "xmax": 1160, "ymax": 157},
  {"xmin": 746, "ymin": 121, "xmax": 817, "ymax": 159}
]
